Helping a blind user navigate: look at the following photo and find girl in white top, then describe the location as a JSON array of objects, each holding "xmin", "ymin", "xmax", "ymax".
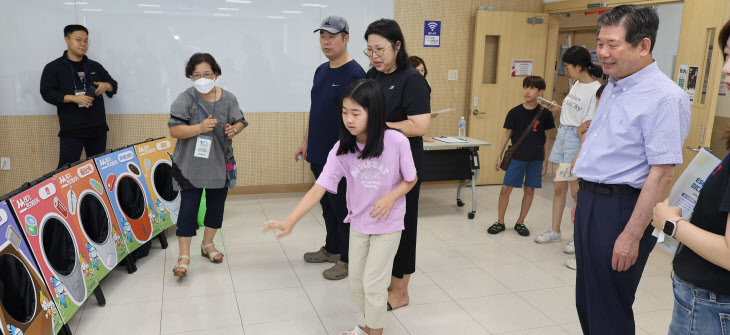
[{"xmin": 536, "ymin": 46, "xmax": 603, "ymax": 250}]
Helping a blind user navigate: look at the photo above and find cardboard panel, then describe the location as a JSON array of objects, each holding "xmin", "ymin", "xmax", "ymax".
[
  {"xmin": 133, "ymin": 138, "xmax": 180, "ymax": 236},
  {"xmin": 93, "ymin": 147, "xmax": 154, "ymax": 252},
  {"xmin": 9, "ymin": 179, "xmax": 90, "ymax": 323},
  {"xmin": 0, "ymin": 201, "xmax": 64, "ymax": 334},
  {"xmin": 54, "ymin": 161, "xmax": 129, "ymax": 279}
]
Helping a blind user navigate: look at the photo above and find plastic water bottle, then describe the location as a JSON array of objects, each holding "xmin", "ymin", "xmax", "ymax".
[{"xmin": 458, "ymin": 117, "xmax": 467, "ymax": 139}]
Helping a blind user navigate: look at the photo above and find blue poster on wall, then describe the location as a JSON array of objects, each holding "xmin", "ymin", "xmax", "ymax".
[{"xmin": 424, "ymin": 20, "xmax": 441, "ymax": 47}]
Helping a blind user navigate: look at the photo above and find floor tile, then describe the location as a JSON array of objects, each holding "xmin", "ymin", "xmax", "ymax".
[
  {"xmin": 76, "ymin": 301, "xmax": 162, "ymax": 335},
  {"xmin": 517, "ymin": 286, "xmax": 579, "ymax": 325},
  {"xmin": 160, "ymin": 293, "xmax": 242, "ymax": 334},
  {"xmin": 393, "ymin": 301, "xmax": 489, "ymax": 335},
  {"xmin": 427, "ymin": 267, "xmax": 510, "ymax": 299},
  {"xmin": 243, "ymin": 317, "xmax": 328, "ymax": 335},
  {"xmin": 237, "ymin": 287, "xmax": 317, "ymax": 325},
  {"xmin": 483, "ymin": 262, "xmax": 567, "ymax": 293},
  {"xmin": 457, "ymin": 293, "xmax": 555, "ymax": 334}
]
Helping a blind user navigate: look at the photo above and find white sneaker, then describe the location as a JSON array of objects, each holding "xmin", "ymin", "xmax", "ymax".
[
  {"xmin": 564, "ymin": 235, "xmax": 575, "ymax": 254},
  {"xmin": 341, "ymin": 325, "xmax": 368, "ymax": 335},
  {"xmin": 534, "ymin": 228, "xmax": 561, "ymax": 244},
  {"xmin": 565, "ymin": 257, "xmax": 577, "ymax": 270}
]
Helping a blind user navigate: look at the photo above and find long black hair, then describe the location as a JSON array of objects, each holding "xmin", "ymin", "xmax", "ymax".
[
  {"xmin": 337, "ymin": 79, "xmax": 387, "ymax": 159},
  {"xmin": 364, "ymin": 19, "xmax": 410, "ymax": 71},
  {"xmin": 562, "ymin": 46, "xmax": 603, "ymax": 79}
]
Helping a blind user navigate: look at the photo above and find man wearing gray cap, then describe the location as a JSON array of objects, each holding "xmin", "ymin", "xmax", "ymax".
[{"xmin": 295, "ymin": 15, "xmax": 365, "ymax": 280}]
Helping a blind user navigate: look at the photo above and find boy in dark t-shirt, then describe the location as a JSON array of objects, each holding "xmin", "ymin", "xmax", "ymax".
[{"xmin": 489, "ymin": 76, "xmax": 555, "ymax": 237}]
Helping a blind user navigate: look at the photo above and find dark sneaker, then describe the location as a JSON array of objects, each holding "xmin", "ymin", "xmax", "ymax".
[
  {"xmin": 514, "ymin": 223, "xmax": 530, "ymax": 236},
  {"xmin": 487, "ymin": 222, "xmax": 506, "ymax": 234},
  {"xmin": 304, "ymin": 247, "xmax": 340, "ymax": 263},
  {"xmin": 323, "ymin": 261, "xmax": 348, "ymax": 280}
]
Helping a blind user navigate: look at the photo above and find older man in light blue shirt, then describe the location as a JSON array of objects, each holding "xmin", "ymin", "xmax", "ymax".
[{"xmin": 571, "ymin": 5, "xmax": 691, "ymax": 335}]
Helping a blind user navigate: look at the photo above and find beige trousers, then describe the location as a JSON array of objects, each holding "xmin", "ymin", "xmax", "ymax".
[{"xmin": 348, "ymin": 229, "xmax": 402, "ymax": 329}]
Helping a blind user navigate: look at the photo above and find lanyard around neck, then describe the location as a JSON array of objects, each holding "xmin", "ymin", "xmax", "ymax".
[
  {"xmin": 66, "ymin": 58, "xmax": 86, "ymax": 91},
  {"xmin": 195, "ymin": 89, "xmax": 217, "ymax": 126}
]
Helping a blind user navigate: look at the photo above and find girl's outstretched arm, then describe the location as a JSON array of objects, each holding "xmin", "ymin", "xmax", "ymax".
[{"xmin": 263, "ymin": 184, "xmax": 327, "ymax": 237}]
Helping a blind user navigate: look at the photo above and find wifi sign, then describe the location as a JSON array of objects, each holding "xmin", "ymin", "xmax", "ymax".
[{"xmin": 423, "ymin": 20, "xmax": 441, "ymax": 48}]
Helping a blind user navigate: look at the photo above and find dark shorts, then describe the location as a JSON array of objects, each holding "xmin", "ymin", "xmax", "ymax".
[{"xmin": 503, "ymin": 159, "xmax": 542, "ymax": 188}]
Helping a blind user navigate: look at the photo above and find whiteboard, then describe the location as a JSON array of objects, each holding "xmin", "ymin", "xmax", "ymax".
[{"xmin": 0, "ymin": 0, "xmax": 393, "ymax": 115}]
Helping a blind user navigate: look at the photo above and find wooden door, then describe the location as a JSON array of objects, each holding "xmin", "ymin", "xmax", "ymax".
[
  {"xmin": 673, "ymin": 0, "xmax": 729, "ymax": 180},
  {"xmin": 468, "ymin": 10, "xmax": 559, "ymax": 185}
]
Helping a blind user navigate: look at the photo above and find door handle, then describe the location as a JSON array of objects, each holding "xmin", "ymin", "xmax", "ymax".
[
  {"xmin": 472, "ymin": 109, "xmax": 486, "ymax": 116},
  {"xmin": 686, "ymin": 146, "xmax": 713, "ymax": 152}
]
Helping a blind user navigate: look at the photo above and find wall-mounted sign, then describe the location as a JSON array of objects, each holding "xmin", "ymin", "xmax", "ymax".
[
  {"xmin": 424, "ymin": 20, "xmax": 441, "ymax": 47},
  {"xmin": 511, "ymin": 59, "xmax": 534, "ymax": 77}
]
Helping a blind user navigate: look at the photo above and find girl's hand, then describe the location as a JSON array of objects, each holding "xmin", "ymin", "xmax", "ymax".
[
  {"xmin": 495, "ymin": 157, "xmax": 502, "ymax": 171},
  {"xmin": 262, "ymin": 220, "xmax": 294, "ymax": 238},
  {"xmin": 370, "ymin": 194, "xmax": 396, "ymax": 221},
  {"xmin": 578, "ymin": 120, "xmax": 591, "ymax": 137},
  {"xmin": 652, "ymin": 199, "xmax": 682, "ymax": 230},
  {"xmin": 198, "ymin": 115, "xmax": 217, "ymax": 134},
  {"xmin": 224, "ymin": 124, "xmax": 237, "ymax": 139}
]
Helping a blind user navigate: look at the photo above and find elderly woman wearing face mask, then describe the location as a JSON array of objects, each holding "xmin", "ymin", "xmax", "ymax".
[{"xmin": 168, "ymin": 52, "xmax": 247, "ymax": 277}]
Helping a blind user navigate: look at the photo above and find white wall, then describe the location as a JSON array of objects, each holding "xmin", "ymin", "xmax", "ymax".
[
  {"xmin": 653, "ymin": 3, "xmax": 683, "ymax": 79},
  {"xmin": 0, "ymin": 0, "xmax": 393, "ymax": 116}
]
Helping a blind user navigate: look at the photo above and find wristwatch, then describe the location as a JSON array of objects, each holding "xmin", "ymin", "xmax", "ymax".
[{"xmin": 663, "ymin": 217, "xmax": 682, "ymax": 237}]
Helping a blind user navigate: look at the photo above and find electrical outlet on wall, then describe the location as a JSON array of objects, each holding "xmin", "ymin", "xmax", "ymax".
[
  {"xmin": 1, "ymin": 158, "xmax": 10, "ymax": 170},
  {"xmin": 448, "ymin": 70, "xmax": 458, "ymax": 81}
]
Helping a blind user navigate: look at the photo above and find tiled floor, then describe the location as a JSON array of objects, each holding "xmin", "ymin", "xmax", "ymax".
[{"xmin": 67, "ymin": 181, "xmax": 674, "ymax": 335}]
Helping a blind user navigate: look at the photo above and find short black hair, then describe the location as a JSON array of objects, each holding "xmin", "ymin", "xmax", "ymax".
[
  {"xmin": 364, "ymin": 19, "xmax": 410, "ymax": 71},
  {"xmin": 562, "ymin": 46, "xmax": 603, "ymax": 78},
  {"xmin": 337, "ymin": 79, "xmax": 388, "ymax": 160},
  {"xmin": 408, "ymin": 56, "xmax": 428, "ymax": 78},
  {"xmin": 64, "ymin": 24, "xmax": 88, "ymax": 38},
  {"xmin": 184, "ymin": 53, "xmax": 222, "ymax": 78},
  {"xmin": 523, "ymin": 76, "xmax": 546, "ymax": 91},
  {"xmin": 597, "ymin": 4, "xmax": 659, "ymax": 53}
]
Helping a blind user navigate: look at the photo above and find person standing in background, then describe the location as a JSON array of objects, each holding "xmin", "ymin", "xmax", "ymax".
[
  {"xmin": 40, "ymin": 24, "xmax": 117, "ymax": 168},
  {"xmin": 295, "ymin": 16, "xmax": 366, "ymax": 280}
]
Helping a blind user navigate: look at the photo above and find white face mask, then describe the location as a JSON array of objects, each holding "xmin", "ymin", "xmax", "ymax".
[{"xmin": 193, "ymin": 77, "xmax": 215, "ymax": 94}]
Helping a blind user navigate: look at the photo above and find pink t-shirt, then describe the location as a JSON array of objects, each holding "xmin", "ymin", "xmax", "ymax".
[{"xmin": 316, "ymin": 130, "xmax": 417, "ymax": 234}]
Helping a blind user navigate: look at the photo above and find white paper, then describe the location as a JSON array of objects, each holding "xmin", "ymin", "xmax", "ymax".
[
  {"xmin": 432, "ymin": 136, "xmax": 468, "ymax": 143},
  {"xmin": 554, "ymin": 163, "xmax": 577, "ymax": 181},
  {"xmin": 432, "ymin": 108, "xmax": 455, "ymax": 114},
  {"xmin": 652, "ymin": 149, "xmax": 720, "ymax": 255}
]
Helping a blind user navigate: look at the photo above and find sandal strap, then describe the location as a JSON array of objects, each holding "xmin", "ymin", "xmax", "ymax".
[
  {"xmin": 201, "ymin": 242, "xmax": 215, "ymax": 249},
  {"xmin": 207, "ymin": 251, "xmax": 223, "ymax": 260},
  {"xmin": 173, "ymin": 264, "xmax": 188, "ymax": 269},
  {"xmin": 178, "ymin": 255, "xmax": 190, "ymax": 260}
]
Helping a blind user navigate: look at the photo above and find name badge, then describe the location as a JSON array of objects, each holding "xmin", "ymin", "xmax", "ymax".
[
  {"xmin": 75, "ymin": 89, "xmax": 86, "ymax": 107},
  {"xmin": 194, "ymin": 135, "xmax": 213, "ymax": 159}
]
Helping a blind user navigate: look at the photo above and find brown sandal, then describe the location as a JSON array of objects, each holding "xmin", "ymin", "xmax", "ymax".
[
  {"xmin": 173, "ymin": 255, "xmax": 190, "ymax": 277},
  {"xmin": 201, "ymin": 243, "xmax": 224, "ymax": 264}
]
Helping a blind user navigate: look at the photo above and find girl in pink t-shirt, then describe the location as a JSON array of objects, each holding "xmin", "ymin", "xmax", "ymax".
[{"xmin": 264, "ymin": 79, "xmax": 418, "ymax": 335}]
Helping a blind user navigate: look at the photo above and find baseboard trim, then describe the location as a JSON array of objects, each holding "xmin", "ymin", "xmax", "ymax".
[{"xmin": 229, "ymin": 183, "xmax": 314, "ymax": 195}]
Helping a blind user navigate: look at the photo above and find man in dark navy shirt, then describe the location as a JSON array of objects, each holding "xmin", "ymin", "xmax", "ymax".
[
  {"xmin": 40, "ymin": 25, "xmax": 117, "ymax": 168},
  {"xmin": 295, "ymin": 16, "xmax": 365, "ymax": 280}
]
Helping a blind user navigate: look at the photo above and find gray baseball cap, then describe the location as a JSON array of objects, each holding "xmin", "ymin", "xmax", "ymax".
[{"xmin": 313, "ymin": 15, "xmax": 349, "ymax": 34}]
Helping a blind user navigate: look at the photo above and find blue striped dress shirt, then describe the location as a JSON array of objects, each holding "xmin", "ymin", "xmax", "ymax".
[{"xmin": 573, "ymin": 61, "xmax": 691, "ymax": 189}]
